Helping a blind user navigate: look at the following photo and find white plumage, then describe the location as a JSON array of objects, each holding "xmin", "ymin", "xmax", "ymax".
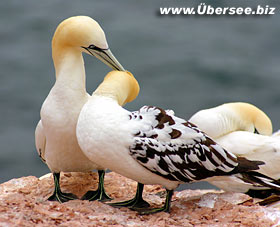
[
  {"xmin": 77, "ymin": 72, "xmax": 271, "ymax": 213},
  {"xmin": 35, "ymin": 16, "xmax": 124, "ymax": 202},
  {"xmin": 35, "ymin": 120, "xmax": 46, "ymax": 163},
  {"xmin": 190, "ymin": 102, "xmax": 280, "ymax": 195}
]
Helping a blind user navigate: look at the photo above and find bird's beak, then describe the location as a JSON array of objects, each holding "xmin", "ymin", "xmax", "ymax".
[{"xmin": 83, "ymin": 46, "xmax": 125, "ymax": 71}]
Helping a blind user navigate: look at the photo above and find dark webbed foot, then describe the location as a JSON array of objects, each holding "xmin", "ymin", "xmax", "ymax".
[
  {"xmin": 131, "ymin": 189, "xmax": 173, "ymax": 215},
  {"xmin": 107, "ymin": 183, "xmax": 150, "ymax": 209},
  {"xmin": 48, "ymin": 191, "xmax": 78, "ymax": 203},
  {"xmin": 82, "ymin": 189, "xmax": 112, "ymax": 202},
  {"xmin": 82, "ymin": 170, "xmax": 112, "ymax": 202},
  {"xmin": 246, "ymin": 188, "xmax": 280, "ymax": 199},
  {"xmin": 246, "ymin": 188, "xmax": 280, "ymax": 206},
  {"xmin": 258, "ymin": 195, "xmax": 280, "ymax": 206},
  {"xmin": 108, "ymin": 197, "xmax": 150, "ymax": 209},
  {"xmin": 48, "ymin": 172, "xmax": 78, "ymax": 203}
]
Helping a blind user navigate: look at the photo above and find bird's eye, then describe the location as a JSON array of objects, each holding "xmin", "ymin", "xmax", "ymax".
[
  {"xmin": 88, "ymin": 44, "xmax": 101, "ymax": 51},
  {"xmin": 88, "ymin": 44, "xmax": 106, "ymax": 51}
]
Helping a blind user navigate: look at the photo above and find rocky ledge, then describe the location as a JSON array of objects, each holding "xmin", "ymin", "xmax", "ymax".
[{"xmin": 0, "ymin": 172, "xmax": 280, "ymax": 226}]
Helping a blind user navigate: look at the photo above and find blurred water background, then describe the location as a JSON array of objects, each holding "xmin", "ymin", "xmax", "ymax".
[{"xmin": 0, "ymin": 0, "xmax": 280, "ymax": 191}]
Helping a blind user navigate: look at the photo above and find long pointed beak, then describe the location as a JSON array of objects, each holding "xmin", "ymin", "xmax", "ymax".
[{"xmin": 83, "ymin": 47, "xmax": 125, "ymax": 71}]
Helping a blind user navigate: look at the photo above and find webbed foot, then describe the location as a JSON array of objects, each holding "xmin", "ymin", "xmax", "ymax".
[
  {"xmin": 81, "ymin": 170, "xmax": 112, "ymax": 202},
  {"xmin": 48, "ymin": 172, "xmax": 78, "ymax": 203},
  {"xmin": 131, "ymin": 189, "xmax": 173, "ymax": 215},
  {"xmin": 107, "ymin": 183, "xmax": 150, "ymax": 208}
]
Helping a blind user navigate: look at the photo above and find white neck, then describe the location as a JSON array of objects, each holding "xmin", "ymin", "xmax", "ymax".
[
  {"xmin": 189, "ymin": 106, "xmax": 254, "ymax": 139},
  {"xmin": 53, "ymin": 47, "xmax": 86, "ymax": 92}
]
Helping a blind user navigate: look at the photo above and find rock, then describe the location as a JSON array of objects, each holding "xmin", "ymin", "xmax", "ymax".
[{"xmin": 0, "ymin": 172, "xmax": 279, "ymax": 226}]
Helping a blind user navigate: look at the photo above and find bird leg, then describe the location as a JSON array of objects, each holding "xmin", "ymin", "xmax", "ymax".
[
  {"xmin": 107, "ymin": 183, "xmax": 150, "ymax": 209},
  {"xmin": 48, "ymin": 172, "xmax": 78, "ymax": 203},
  {"xmin": 82, "ymin": 170, "xmax": 112, "ymax": 202},
  {"xmin": 131, "ymin": 189, "xmax": 173, "ymax": 215}
]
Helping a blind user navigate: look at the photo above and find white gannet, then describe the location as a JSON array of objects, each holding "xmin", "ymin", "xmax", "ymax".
[
  {"xmin": 189, "ymin": 102, "xmax": 280, "ymax": 198},
  {"xmin": 35, "ymin": 16, "xmax": 125, "ymax": 203},
  {"xmin": 76, "ymin": 71, "xmax": 278, "ymax": 214},
  {"xmin": 189, "ymin": 102, "xmax": 273, "ymax": 139}
]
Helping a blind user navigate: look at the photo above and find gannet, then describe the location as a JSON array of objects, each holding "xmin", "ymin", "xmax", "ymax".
[
  {"xmin": 190, "ymin": 102, "xmax": 280, "ymax": 198},
  {"xmin": 35, "ymin": 16, "xmax": 125, "ymax": 203},
  {"xmin": 76, "ymin": 71, "xmax": 277, "ymax": 214}
]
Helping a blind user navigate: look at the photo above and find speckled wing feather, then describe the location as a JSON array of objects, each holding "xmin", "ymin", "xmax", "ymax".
[{"xmin": 129, "ymin": 106, "xmax": 259, "ymax": 183}]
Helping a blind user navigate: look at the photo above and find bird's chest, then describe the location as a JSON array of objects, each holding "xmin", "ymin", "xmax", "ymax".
[{"xmin": 40, "ymin": 86, "xmax": 86, "ymax": 134}]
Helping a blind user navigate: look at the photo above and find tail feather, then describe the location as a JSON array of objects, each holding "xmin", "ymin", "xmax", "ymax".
[
  {"xmin": 233, "ymin": 157, "xmax": 280, "ymax": 191},
  {"xmin": 238, "ymin": 171, "xmax": 280, "ymax": 191}
]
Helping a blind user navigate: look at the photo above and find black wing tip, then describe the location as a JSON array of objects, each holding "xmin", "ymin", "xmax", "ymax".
[
  {"xmin": 235, "ymin": 157, "xmax": 264, "ymax": 173},
  {"xmin": 240, "ymin": 171, "xmax": 280, "ymax": 191}
]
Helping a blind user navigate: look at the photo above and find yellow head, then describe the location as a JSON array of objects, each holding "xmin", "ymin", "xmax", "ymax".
[
  {"xmin": 94, "ymin": 71, "xmax": 140, "ymax": 106},
  {"xmin": 189, "ymin": 102, "xmax": 273, "ymax": 138},
  {"xmin": 52, "ymin": 16, "xmax": 124, "ymax": 71},
  {"xmin": 52, "ymin": 16, "xmax": 107, "ymax": 50},
  {"xmin": 223, "ymin": 102, "xmax": 273, "ymax": 135}
]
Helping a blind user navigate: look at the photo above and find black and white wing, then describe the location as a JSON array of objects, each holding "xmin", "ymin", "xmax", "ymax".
[{"xmin": 129, "ymin": 106, "xmax": 261, "ymax": 183}]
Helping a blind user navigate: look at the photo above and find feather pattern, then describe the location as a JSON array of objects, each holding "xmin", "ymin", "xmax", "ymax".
[{"xmin": 129, "ymin": 106, "xmax": 259, "ymax": 183}]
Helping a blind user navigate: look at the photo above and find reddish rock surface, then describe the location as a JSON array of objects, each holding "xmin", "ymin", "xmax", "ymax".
[{"xmin": 0, "ymin": 172, "xmax": 279, "ymax": 226}]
